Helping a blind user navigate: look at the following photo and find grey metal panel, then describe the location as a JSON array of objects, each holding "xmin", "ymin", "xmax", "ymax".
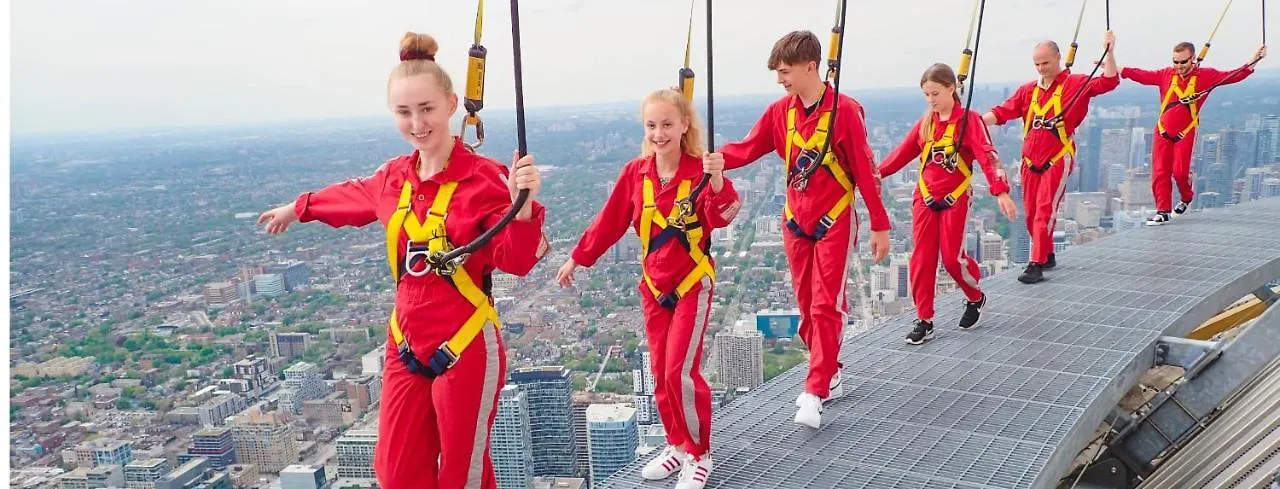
[{"xmin": 597, "ymin": 197, "xmax": 1280, "ymax": 489}]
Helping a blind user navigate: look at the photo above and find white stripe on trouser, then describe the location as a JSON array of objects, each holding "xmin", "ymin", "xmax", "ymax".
[
  {"xmin": 680, "ymin": 277, "xmax": 712, "ymax": 448},
  {"xmin": 1047, "ymin": 155, "xmax": 1073, "ymax": 240},
  {"xmin": 958, "ymin": 197, "xmax": 981, "ymax": 292},
  {"xmin": 465, "ymin": 323, "xmax": 500, "ymax": 489}
]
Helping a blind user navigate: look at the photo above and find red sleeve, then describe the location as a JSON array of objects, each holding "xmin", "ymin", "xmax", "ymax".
[
  {"xmin": 720, "ymin": 105, "xmax": 778, "ymax": 170},
  {"xmin": 1203, "ymin": 65, "xmax": 1255, "ymax": 87},
  {"xmin": 482, "ymin": 196, "xmax": 548, "ymax": 277},
  {"xmin": 964, "ymin": 111, "xmax": 1010, "ymax": 196},
  {"xmin": 877, "ymin": 118, "xmax": 924, "ymax": 178},
  {"xmin": 570, "ymin": 165, "xmax": 637, "ymax": 267},
  {"xmin": 1121, "ymin": 67, "xmax": 1164, "ymax": 86},
  {"xmin": 699, "ymin": 177, "xmax": 741, "ymax": 230},
  {"xmin": 989, "ymin": 84, "xmax": 1028, "ymax": 125},
  {"xmin": 839, "ymin": 102, "xmax": 891, "ymax": 232},
  {"xmin": 1086, "ymin": 73, "xmax": 1121, "ymax": 96},
  {"xmin": 293, "ymin": 160, "xmax": 392, "ymax": 228}
]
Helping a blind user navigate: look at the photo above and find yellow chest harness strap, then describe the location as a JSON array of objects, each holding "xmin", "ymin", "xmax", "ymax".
[
  {"xmin": 638, "ymin": 178, "xmax": 715, "ymax": 309},
  {"xmin": 783, "ymin": 107, "xmax": 856, "ymax": 241},
  {"xmin": 1158, "ymin": 74, "xmax": 1200, "ymax": 141},
  {"xmin": 385, "ymin": 180, "xmax": 501, "ymax": 378},
  {"xmin": 1022, "ymin": 83, "xmax": 1076, "ymax": 172},
  {"xmin": 918, "ymin": 119, "xmax": 973, "ymax": 211}
]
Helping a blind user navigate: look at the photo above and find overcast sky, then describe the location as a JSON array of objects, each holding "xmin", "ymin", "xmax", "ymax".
[{"xmin": 11, "ymin": 0, "xmax": 1274, "ymax": 135}]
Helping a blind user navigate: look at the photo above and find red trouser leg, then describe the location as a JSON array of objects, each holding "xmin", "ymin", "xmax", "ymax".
[
  {"xmin": 1173, "ymin": 129, "xmax": 1197, "ymax": 205},
  {"xmin": 937, "ymin": 194, "xmax": 983, "ymax": 302},
  {"xmin": 1028, "ymin": 157, "xmax": 1071, "ymax": 264},
  {"xmin": 374, "ymin": 323, "xmax": 507, "ymax": 489},
  {"xmin": 1020, "ymin": 165, "xmax": 1041, "ymax": 263},
  {"xmin": 783, "ymin": 212, "xmax": 854, "ymax": 398},
  {"xmin": 642, "ymin": 279, "xmax": 714, "ymax": 458},
  {"xmin": 1151, "ymin": 132, "xmax": 1177, "ymax": 212},
  {"xmin": 909, "ymin": 197, "xmax": 943, "ymax": 320}
]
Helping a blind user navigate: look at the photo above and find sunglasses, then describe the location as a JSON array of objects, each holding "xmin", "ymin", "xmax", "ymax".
[{"xmin": 1172, "ymin": 58, "xmax": 1194, "ymax": 65}]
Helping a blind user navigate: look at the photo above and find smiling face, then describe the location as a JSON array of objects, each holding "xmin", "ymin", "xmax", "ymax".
[
  {"xmin": 1172, "ymin": 47, "xmax": 1196, "ymax": 76},
  {"xmin": 642, "ymin": 99, "xmax": 689, "ymax": 159},
  {"xmin": 388, "ymin": 73, "xmax": 458, "ymax": 156}
]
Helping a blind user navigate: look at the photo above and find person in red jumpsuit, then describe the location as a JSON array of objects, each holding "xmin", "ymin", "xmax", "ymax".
[
  {"xmin": 879, "ymin": 63, "xmax": 1018, "ymax": 345},
  {"xmin": 256, "ymin": 33, "xmax": 548, "ymax": 489},
  {"xmin": 982, "ymin": 31, "xmax": 1119, "ymax": 284},
  {"xmin": 704, "ymin": 30, "xmax": 891, "ymax": 430},
  {"xmin": 558, "ymin": 88, "xmax": 738, "ymax": 489},
  {"xmin": 1121, "ymin": 43, "xmax": 1266, "ymax": 226}
]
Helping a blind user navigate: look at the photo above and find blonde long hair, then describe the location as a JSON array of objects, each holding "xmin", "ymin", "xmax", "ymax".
[{"xmin": 639, "ymin": 88, "xmax": 706, "ymax": 158}]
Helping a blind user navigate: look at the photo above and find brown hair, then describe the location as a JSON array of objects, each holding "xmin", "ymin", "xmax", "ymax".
[
  {"xmin": 918, "ymin": 63, "xmax": 963, "ymax": 141},
  {"xmin": 389, "ymin": 32, "xmax": 453, "ymax": 94},
  {"xmin": 1173, "ymin": 42, "xmax": 1196, "ymax": 56},
  {"xmin": 639, "ymin": 88, "xmax": 706, "ymax": 158},
  {"xmin": 768, "ymin": 31, "xmax": 822, "ymax": 70}
]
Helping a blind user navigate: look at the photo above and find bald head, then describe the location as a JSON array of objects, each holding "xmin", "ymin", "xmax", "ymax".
[{"xmin": 1032, "ymin": 40, "xmax": 1064, "ymax": 81}]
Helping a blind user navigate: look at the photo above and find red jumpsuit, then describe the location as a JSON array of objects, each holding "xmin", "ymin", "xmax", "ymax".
[
  {"xmin": 988, "ymin": 70, "xmax": 1118, "ymax": 265},
  {"xmin": 1121, "ymin": 64, "xmax": 1255, "ymax": 212},
  {"xmin": 571, "ymin": 153, "xmax": 740, "ymax": 458},
  {"xmin": 293, "ymin": 137, "xmax": 548, "ymax": 489},
  {"xmin": 719, "ymin": 84, "xmax": 891, "ymax": 399},
  {"xmin": 878, "ymin": 108, "xmax": 1011, "ymax": 320}
]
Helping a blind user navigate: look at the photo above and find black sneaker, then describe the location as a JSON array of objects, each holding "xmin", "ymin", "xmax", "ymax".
[
  {"xmin": 1018, "ymin": 263, "xmax": 1044, "ymax": 284},
  {"xmin": 1146, "ymin": 212, "xmax": 1171, "ymax": 226},
  {"xmin": 1173, "ymin": 201, "xmax": 1190, "ymax": 215},
  {"xmin": 906, "ymin": 319, "xmax": 935, "ymax": 345},
  {"xmin": 959, "ymin": 294, "xmax": 986, "ymax": 329},
  {"xmin": 1043, "ymin": 252, "xmax": 1057, "ymax": 270}
]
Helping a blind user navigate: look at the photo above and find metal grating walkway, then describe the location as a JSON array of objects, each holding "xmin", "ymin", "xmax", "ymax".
[{"xmin": 598, "ymin": 197, "xmax": 1280, "ymax": 489}]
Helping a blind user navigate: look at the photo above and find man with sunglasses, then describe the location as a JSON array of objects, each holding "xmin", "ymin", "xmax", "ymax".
[
  {"xmin": 982, "ymin": 31, "xmax": 1119, "ymax": 284},
  {"xmin": 1122, "ymin": 43, "xmax": 1266, "ymax": 226}
]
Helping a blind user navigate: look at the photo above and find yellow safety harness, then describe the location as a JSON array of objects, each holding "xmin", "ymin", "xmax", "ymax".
[
  {"xmin": 1021, "ymin": 83, "xmax": 1076, "ymax": 173},
  {"xmin": 384, "ymin": 179, "xmax": 501, "ymax": 378},
  {"xmin": 783, "ymin": 106, "xmax": 856, "ymax": 241},
  {"xmin": 638, "ymin": 177, "xmax": 715, "ymax": 309},
  {"xmin": 1157, "ymin": 74, "xmax": 1200, "ymax": 142},
  {"xmin": 918, "ymin": 118, "xmax": 973, "ymax": 211}
]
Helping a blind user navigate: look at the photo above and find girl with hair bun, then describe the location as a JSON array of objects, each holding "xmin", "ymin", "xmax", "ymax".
[
  {"xmin": 557, "ymin": 87, "xmax": 739, "ymax": 489},
  {"xmin": 257, "ymin": 32, "xmax": 549, "ymax": 488}
]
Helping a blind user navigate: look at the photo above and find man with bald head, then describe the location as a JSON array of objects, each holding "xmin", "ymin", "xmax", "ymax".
[{"xmin": 982, "ymin": 32, "xmax": 1119, "ymax": 284}]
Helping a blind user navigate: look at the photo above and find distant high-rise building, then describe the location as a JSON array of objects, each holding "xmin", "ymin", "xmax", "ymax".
[
  {"xmin": 980, "ymin": 232, "xmax": 1004, "ymax": 263},
  {"xmin": 1120, "ymin": 168, "xmax": 1155, "ymax": 209},
  {"xmin": 228, "ymin": 409, "xmax": 296, "ymax": 474},
  {"xmin": 631, "ymin": 351, "xmax": 657, "ymax": 426},
  {"xmin": 1079, "ymin": 123, "xmax": 1104, "ymax": 192},
  {"xmin": 714, "ymin": 328, "xmax": 764, "ymax": 392},
  {"xmin": 585, "ymin": 404, "xmax": 639, "ymax": 485},
  {"xmin": 179, "ymin": 427, "xmax": 235, "ymax": 470},
  {"xmin": 509, "ymin": 367, "xmax": 579, "ymax": 478},
  {"xmin": 492, "ymin": 385, "xmax": 534, "ymax": 489},
  {"xmin": 124, "ymin": 458, "xmax": 170, "ymax": 489},
  {"xmin": 203, "ymin": 282, "xmax": 239, "ymax": 306},
  {"xmin": 270, "ymin": 332, "xmax": 311, "ymax": 359},
  {"xmin": 74, "ymin": 439, "xmax": 133, "ymax": 468},
  {"xmin": 233, "ymin": 355, "xmax": 275, "ymax": 398},
  {"xmin": 335, "ymin": 430, "xmax": 377, "ymax": 479},
  {"xmin": 282, "ymin": 362, "xmax": 328, "ymax": 414},
  {"xmin": 279, "ymin": 465, "xmax": 326, "ymax": 489},
  {"xmin": 253, "ymin": 274, "xmax": 285, "ymax": 297},
  {"xmin": 265, "ymin": 262, "xmax": 311, "ymax": 291}
]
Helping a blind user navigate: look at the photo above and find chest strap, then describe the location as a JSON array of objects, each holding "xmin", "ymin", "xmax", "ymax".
[
  {"xmin": 1158, "ymin": 74, "xmax": 1200, "ymax": 142},
  {"xmin": 385, "ymin": 180, "xmax": 501, "ymax": 379},
  {"xmin": 783, "ymin": 106, "xmax": 855, "ymax": 241},
  {"xmin": 1022, "ymin": 83, "xmax": 1076, "ymax": 172},
  {"xmin": 638, "ymin": 178, "xmax": 715, "ymax": 309},
  {"xmin": 919, "ymin": 119, "xmax": 973, "ymax": 211}
]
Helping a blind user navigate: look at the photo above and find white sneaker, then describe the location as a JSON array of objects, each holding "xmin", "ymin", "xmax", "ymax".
[
  {"xmin": 675, "ymin": 453, "xmax": 713, "ymax": 489},
  {"xmin": 641, "ymin": 445, "xmax": 685, "ymax": 480},
  {"xmin": 824, "ymin": 370, "xmax": 844, "ymax": 403},
  {"xmin": 794, "ymin": 392, "xmax": 823, "ymax": 429}
]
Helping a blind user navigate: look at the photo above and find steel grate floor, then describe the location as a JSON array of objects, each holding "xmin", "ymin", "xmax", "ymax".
[{"xmin": 598, "ymin": 197, "xmax": 1280, "ymax": 489}]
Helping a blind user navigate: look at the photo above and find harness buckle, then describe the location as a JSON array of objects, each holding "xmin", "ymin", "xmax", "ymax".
[
  {"xmin": 657, "ymin": 292, "xmax": 680, "ymax": 309},
  {"xmin": 789, "ymin": 148, "xmax": 821, "ymax": 191},
  {"xmin": 670, "ymin": 198, "xmax": 695, "ymax": 231},
  {"xmin": 1030, "ymin": 115, "xmax": 1061, "ymax": 131},
  {"xmin": 1178, "ymin": 94, "xmax": 1199, "ymax": 105},
  {"xmin": 405, "ymin": 241, "xmax": 433, "ymax": 277},
  {"xmin": 424, "ymin": 342, "xmax": 460, "ymax": 378}
]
